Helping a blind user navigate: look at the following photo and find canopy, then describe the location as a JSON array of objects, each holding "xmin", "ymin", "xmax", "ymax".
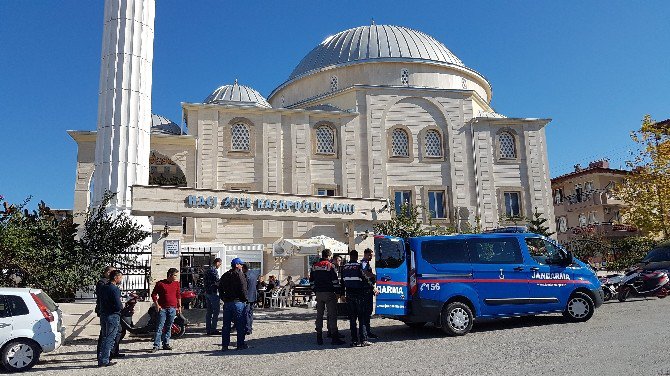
[{"xmin": 272, "ymin": 235, "xmax": 349, "ymax": 257}]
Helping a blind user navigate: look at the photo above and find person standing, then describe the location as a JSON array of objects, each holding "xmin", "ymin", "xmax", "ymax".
[
  {"xmin": 242, "ymin": 264, "xmax": 260, "ymax": 335},
  {"xmin": 95, "ymin": 266, "xmax": 119, "ymax": 361},
  {"xmin": 97, "ymin": 270, "xmax": 124, "ymax": 367},
  {"xmin": 342, "ymin": 250, "xmax": 372, "ymax": 347},
  {"xmin": 150, "ymin": 268, "xmax": 181, "ymax": 352},
  {"xmin": 204, "ymin": 258, "xmax": 222, "ymax": 335},
  {"xmin": 361, "ymin": 248, "xmax": 379, "ymax": 339},
  {"xmin": 310, "ymin": 249, "xmax": 346, "ymax": 346},
  {"xmin": 219, "ymin": 258, "xmax": 249, "ymax": 351}
]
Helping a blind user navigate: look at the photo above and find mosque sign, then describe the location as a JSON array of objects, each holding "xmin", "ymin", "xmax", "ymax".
[{"xmin": 185, "ymin": 194, "xmax": 356, "ymax": 214}]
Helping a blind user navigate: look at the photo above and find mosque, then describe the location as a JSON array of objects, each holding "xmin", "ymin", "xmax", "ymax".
[{"xmin": 69, "ymin": 6, "xmax": 555, "ymax": 282}]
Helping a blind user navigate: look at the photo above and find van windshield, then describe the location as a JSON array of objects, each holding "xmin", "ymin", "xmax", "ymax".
[{"xmin": 375, "ymin": 237, "xmax": 405, "ymax": 269}]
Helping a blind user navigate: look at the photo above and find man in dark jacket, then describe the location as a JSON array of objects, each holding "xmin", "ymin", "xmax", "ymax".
[
  {"xmin": 361, "ymin": 248, "xmax": 379, "ymax": 339},
  {"xmin": 95, "ymin": 266, "xmax": 123, "ymax": 360},
  {"xmin": 98, "ymin": 270, "xmax": 123, "ymax": 367},
  {"xmin": 204, "ymin": 258, "xmax": 222, "ymax": 335},
  {"xmin": 219, "ymin": 257, "xmax": 248, "ymax": 351},
  {"xmin": 342, "ymin": 250, "xmax": 372, "ymax": 347},
  {"xmin": 310, "ymin": 249, "xmax": 345, "ymax": 345}
]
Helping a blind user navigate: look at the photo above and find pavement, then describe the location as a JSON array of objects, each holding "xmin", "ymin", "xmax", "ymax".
[{"xmin": 21, "ymin": 297, "xmax": 670, "ymax": 376}]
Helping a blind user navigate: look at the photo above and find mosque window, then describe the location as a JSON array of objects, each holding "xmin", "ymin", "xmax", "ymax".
[
  {"xmin": 391, "ymin": 128, "xmax": 410, "ymax": 157},
  {"xmin": 498, "ymin": 132, "xmax": 516, "ymax": 160},
  {"xmin": 231, "ymin": 123, "xmax": 250, "ymax": 151},
  {"xmin": 424, "ymin": 130, "xmax": 442, "ymax": 157},
  {"xmin": 315, "ymin": 125, "xmax": 336, "ymax": 154},
  {"xmin": 401, "ymin": 68, "xmax": 409, "ymax": 86},
  {"xmin": 330, "ymin": 76, "xmax": 338, "ymax": 92}
]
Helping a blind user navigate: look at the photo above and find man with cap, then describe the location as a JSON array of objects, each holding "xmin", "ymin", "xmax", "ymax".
[{"xmin": 219, "ymin": 257, "xmax": 249, "ymax": 351}]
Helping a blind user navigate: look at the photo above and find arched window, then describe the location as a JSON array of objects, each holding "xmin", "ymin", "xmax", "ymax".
[
  {"xmin": 498, "ymin": 132, "xmax": 516, "ymax": 159},
  {"xmin": 424, "ymin": 130, "xmax": 442, "ymax": 157},
  {"xmin": 391, "ymin": 128, "xmax": 410, "ymax": 157},
  {"xmin": 231, "ymin": 123, "xmax": 250, "ymax": 151},
  {"xmin": 315, "ymin": 125, "xmax": 335, "ymax": 154}
]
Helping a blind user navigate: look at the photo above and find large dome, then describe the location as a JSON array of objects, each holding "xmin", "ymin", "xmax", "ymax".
[
  {"xmin": 204, "ymin": 81, "xmax": 271, "ymax": 108},
  {"xmin": 289, "ymin": 25, "xmax": 465, "ymax": 80}
]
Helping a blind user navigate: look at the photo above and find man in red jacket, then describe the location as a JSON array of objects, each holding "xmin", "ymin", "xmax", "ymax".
[{"xmin": 150, "ymin": 268, "xmax": 181, "ymax": 352}]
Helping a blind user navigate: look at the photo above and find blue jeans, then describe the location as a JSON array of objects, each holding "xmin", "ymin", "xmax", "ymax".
[
  {"xmin": 222, "ymin": 301, "xmax": 246, "ymax": 348},
  {"xmin": 98, "ymin": 314, "xmax": 120, "ymax": 365},
  {"xmin": 244, "ymin": 303, "xmax": 254, "ymax": 334},
  {"xmin": 153, "ymin": 307, "xmax": 176, "ymax": 348},
  {"xmin": 205, "ymin": 294, "xmax": 220, "ymax": 334}
]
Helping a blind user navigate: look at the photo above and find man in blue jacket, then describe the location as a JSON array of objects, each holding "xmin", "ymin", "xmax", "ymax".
[
  {"xmin": 98, "ymin": 269, "xmax": 124, "ymax": 367},
  {"xmin": 342, "ymin": 250, "xmax": 373, "ymax": 347},
  {"xmin": 204, "ymin": 258, "xmax": 222, "ymax": 335}
]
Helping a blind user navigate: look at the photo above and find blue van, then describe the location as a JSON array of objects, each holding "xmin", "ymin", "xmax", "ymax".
[{"xmin": 374, "ymin": 233, "xmax": 603, "ymax": 335}]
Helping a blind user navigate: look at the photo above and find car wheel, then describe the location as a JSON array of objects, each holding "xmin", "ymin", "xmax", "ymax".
[
  {"xmin": 618, "ymin": 286, "xmax": 631, "ymax": 302},
  {"xmin": 440, "ymin": 302, "xmax": 473, "ymax": 336},
  {"xmin": 563, "ymin": 292, "xmax": 595, "ymax": 322},
  {"xmin": 1, "ymin": 339, "xmax": 41, "ymax": 372},
  {"xmin": 404, "ymin": 321, "xmax": 427, "ymax": 328}
]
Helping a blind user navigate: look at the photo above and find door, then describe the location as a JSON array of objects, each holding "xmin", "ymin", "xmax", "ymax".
[
  {"xmin": 525, "ymin": 237, "xmax": 573, "ymax": 311},
  {"xmin": 0, "ymin": 296, "xmax": 13, "ymax": 340},
  {"xmin": 469, "ymin": 237, "xmax": 531, "ymax": 316},
  {"xmin": 374, "ymin": 236, "xmax": 409, "ymax": 316}
]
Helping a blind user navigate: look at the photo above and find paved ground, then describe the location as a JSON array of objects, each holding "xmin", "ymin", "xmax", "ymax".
[{"xmin": 19, "ymin": 297, "xmax": 670, "ymax": 376}]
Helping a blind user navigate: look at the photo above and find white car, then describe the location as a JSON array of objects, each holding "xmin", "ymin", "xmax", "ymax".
[{"xmin": 0, "ymin": 288, "xmax": 66, "ymax": 372}]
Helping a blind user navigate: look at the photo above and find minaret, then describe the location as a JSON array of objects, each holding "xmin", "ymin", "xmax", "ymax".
[{"xmin": 93, "ymin": 0, "xmax": 155, "ymax": 220}]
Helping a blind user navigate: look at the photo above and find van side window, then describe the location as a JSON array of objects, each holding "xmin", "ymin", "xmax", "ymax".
[
  {"xmin": 525, "ymin": 238, "xmax": 563, "ymax": 264},
  {"xmin": 421, "ymin": 240, "xmax": 469, "ymax": 264},
  {"xmin": 469, "ymin": 238, "xmax": 523, "ymax": 264},
  {"xmin": 375, "ymin": 237, "xmax": 405, "ymax": 269},
  {"xmin": 0, "ymin": 296, "xmax": 8, "ymax": 318},
  {"xmin": 4, "ymin": 295, "xmax": 29, "ymax": 316}
]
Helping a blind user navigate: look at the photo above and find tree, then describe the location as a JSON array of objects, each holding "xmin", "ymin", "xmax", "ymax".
[
  {"xmin": 527, "ymin": 207, "xmax": 555, "ymax": 237},
  {"xmin": 617, "ymin": 115, "xmax": 670, "ymax": 239},
  {"xmin": 374, "ymin": 203, "xmax": 429, "ymax": 238},
  {"xmin": 0, "ymin": 192, "xmax": 150, "ymax": 301},
  {"xmin": 607, "ymin": 236, "xmax": 657, "ymax": 271}
]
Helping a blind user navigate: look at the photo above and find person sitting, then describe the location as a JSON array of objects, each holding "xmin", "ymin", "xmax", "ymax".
[
  {"xmin": 266, "ymin": 275, "xmax": 278, "ymax": 291},
  {"xmin": 257, "ymin": 276, "xmax": 267, "ymax": 290},
  {"xmin": 284, "ymin": 276, "xmax": 296, "ymax": 289}
]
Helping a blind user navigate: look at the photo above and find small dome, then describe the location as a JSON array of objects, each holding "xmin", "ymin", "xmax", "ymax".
[
  {"xmin": 151, "ymin": 114, "xmax": 182, "ymax": 135},
  {"xmin": 204, "ymin": 81, "xmax": 271, "ymax": 108},
  {"xmin": 289, "ymin": 25, "xmax": 465, "ymax": 80}
]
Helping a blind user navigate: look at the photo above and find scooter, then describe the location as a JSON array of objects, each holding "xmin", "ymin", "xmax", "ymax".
[
  {"xmin": 617, "ymin": 269, "xmax": 670, "ymax": 302},
  {"xmin": 599, "ymin": 273, "xmax": 624, "ymax": 301},
  {"xmin": 119, "ymin": 293, "xmax": 188, "ymax": 340}
]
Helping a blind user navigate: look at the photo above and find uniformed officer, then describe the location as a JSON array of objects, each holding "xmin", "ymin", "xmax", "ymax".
[
  {"xmin": 310, "ymin": 249, "xmax": 346, "ymax": 346},
  {"xmin": 342, "ymin": 249, "xmax": 372, "ymax": 347},
  {"xmin": 360, "ymin": 248, "xmax": 378, "ymax": 339}
]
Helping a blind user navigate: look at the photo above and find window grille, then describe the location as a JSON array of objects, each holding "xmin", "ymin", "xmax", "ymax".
[
  {"xmin": 401, "ymin": 68, "xmax": 409, "ymax": 86},
  {"xmin": 330, "ymin": 76, "xmax": 338, "ymax": 92},
  {"xmin": 498, "ymin": 132, "xmax": 516, "ymax": 159},
  {"xmin": 231, "ymin": 123, "xmax": 250, "ymax": 151},
  {"xmin": 424, "ymin": 130, "xmax": 442, "ymax": 157},
  {"xmin": 391, "ymin": 128, "xmax": 409, "ymax": 157},
  {"xmin": 315, "ymin": 126, "xmax": 335, "ymax": 154}
]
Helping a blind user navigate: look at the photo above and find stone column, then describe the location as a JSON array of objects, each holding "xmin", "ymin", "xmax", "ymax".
[{"xmin": 93, "ymin": 0, "xmax": 155, "ymax": 220}]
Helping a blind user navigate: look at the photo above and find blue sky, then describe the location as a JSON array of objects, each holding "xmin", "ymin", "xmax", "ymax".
[{"xmin": 1, "ymin": 1, "xmax": 668, "ymax": 209}]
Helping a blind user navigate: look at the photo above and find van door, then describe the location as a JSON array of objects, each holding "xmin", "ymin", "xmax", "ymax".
[
  {"xmin": 374, "ymin": 236, "xmax": 409, "ymax": 316},
  {"xmin": 0, "ymin": 295, "xmax": 14, "ymax": 341},
  {"xmin": 525, "ymin": 237, "xmax": 573, "ymax": 310},
  {"xmin": 469, "ymin": 237, "xmax": 531, "ymax": 316}
]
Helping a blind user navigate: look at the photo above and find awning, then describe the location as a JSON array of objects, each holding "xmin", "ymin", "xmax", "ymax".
[{"xmin": 272, "ymin": 235, "xmax": 349, "ymax": 257}]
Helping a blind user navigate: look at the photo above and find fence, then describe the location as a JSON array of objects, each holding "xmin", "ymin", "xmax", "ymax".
[{"xmin": 115, "ymin": 253, "xmax": 151, "ymax": 299}]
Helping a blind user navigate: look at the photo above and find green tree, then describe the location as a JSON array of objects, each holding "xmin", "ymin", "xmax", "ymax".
[
  {"xmin": 527, "ymin": 207, "xmax": 555, "ymax": 237},
  {"xmin": 607, "ymin": 236, "xmax": 657, "ymax": 271},
  {"xmin": 0, "ymin": 192, "xmax": 150, "ymax": 301},
  {"xmin": 374, "ymin": 203, "xmax": 429, "ymax": 238},
  {"xmin": 617, "ymin": 115, "xmax": 670, "ymax": 239}
]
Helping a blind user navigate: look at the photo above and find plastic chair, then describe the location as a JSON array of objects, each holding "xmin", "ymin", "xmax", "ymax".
[
  {"xmin": 269, "ymin": 289, "xmax": 281, "ymax": 308},
  {"xmin": 279, "ymin": 286, "xmax": 292, "ymax": 307}
]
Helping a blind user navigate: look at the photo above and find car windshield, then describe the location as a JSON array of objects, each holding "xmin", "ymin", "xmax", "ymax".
[{"xmin": 642, "ymin": 247, "xmax": 670, "ymax": 262}]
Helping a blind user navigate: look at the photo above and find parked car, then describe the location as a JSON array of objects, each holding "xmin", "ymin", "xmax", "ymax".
[
  {"xmin": 637, "ymin": 243, "xmax": 670, "ymax": 272},
  {"xmin": 0, "ymin": 288, "xmax": 65, "ymax": 372}
]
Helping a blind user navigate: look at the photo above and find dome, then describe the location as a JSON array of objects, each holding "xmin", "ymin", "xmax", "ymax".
[
  {"xmin": 151, "ymin": 114, "xmax": 182, "ymax": 135},
  {"xmin": 204, "ymin": 81, "xmax": 271, "ymax": 108},
  {"xmin": 289, "ymin": 25, "xmax": 465, "ymax": 80}
]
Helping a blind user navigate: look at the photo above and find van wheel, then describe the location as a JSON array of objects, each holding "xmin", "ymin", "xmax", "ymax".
[
  {"xmin": 440, "ymin": 302, "xmax": 473, "ymax": 336},
  {"xmin": 404, "ymin": 322, "xmax": 427, "ymax": 328},
  {"xmin": 563, "ymin": 292, "xmax": 594, "ymax": 322},
  {"xmin": 1, "ymin": 339, "xmax": 41, "ymax": 372}
]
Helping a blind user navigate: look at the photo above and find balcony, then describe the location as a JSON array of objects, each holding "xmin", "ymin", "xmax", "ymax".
[{"xmin": 555, "ymin": 190, "xmax": 625, "ymax": 212}]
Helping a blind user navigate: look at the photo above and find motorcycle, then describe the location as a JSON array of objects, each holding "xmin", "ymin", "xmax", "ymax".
[
  {"xmin": 617, "ymin": 269, "xmax": 670, "ymax": 302},
  {"xmin": 119, "ymin": 293, "xmax": 188, "ymax": 340},
  {"xmin": 599, "ymin": 273, "xmax": 624, "ymax": 301}
]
